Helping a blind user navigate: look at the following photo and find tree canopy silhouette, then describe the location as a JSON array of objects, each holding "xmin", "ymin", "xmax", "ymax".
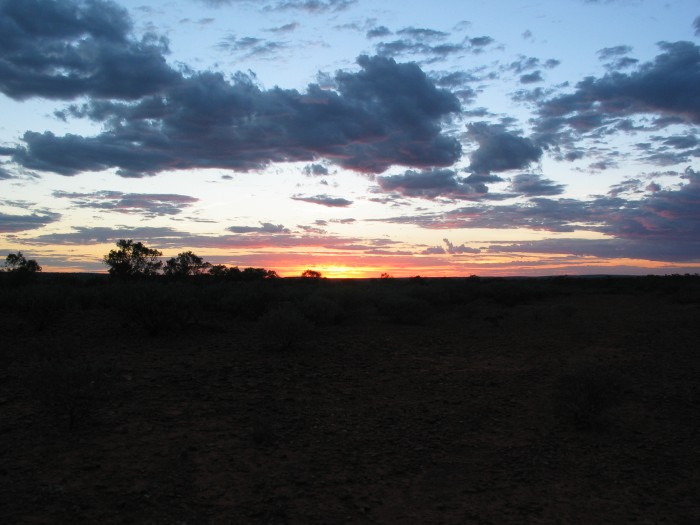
[
  {"xmin": 163, "ymin": 251, "xmax": 210, "ymax": 278},
  {"xmin": 103, "ymin": 240, "xmax": 163, "ymax": 278},
  {"xmin": 301, "ymin": 269, "xmax": 323, "ymax": 278},
  {"xmin": 3, "ymin": 251, "xmax": 42, "ymax": 274}
]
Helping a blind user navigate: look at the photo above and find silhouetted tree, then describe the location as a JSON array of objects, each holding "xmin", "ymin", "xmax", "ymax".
[
  {"xmin": 208, "ymin": 265, "xmax": 278, "ymax": 281},
  {"xmin": 242, "ymin": 267, "xmax": 279, "ymax": 281},
  {"xmin": 163, "ymin": 251, "xmax": 210, "ymax": 278},
  {"xmin": 3, "ymin": 251, "xmax": 42, "ymax": 274},
  {"xmin": 103, "ymin": 240, "xmax": 162, "ymax": 278},
  {"xmin": 301, "ymin": 269, "xmax": 322, "ymax": 279},
  {"xmin": 208, "ymin": 264, "xmax": 229, "ymax": 278},
  {"xmin": 380, "ymin": 272, "xmax": 392, "ymax": 279}
]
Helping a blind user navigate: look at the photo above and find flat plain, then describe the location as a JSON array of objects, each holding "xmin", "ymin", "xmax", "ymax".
[{"xmin": 1, "ymin": 275, "xmax": 698, "ymax": 524}]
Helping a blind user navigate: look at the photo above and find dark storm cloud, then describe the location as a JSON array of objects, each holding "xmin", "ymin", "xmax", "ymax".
[
  {"xmin": 377, "ymin": 168, "xmax": 489, "ymax": 200},
  {"xmin": 0, "ymin": 165, "xmax": 13, "ymax": 179},
  {"xmin": 291, "ymin": 194, "xmax": 353, "ymax": 207},
  {"xmin": 217, "ymin": 35, "xmax": 286, "ymax": 59},
  {"xmin": 537, "ymin": 41, "xmax": 700, "ymax": 145},
  {"xmin": 228, "ymin": 222, "xmax": 291, "ymax": 233},
  {"xmin": 52, "ymin": 190, "xmax": 198, "ymax": 217},
  {"xmin": 11, "ymin": 54, "xmax": 462, "ymax": 176},
  {"xmin": 466, "ymin": 122, "xmax": 542, "ymax": 175},
  {"xmin": 0, "ymin": 0, "xmax": 179, "ymax": 101},
  {"xmin": 0, "ymin": 210, "xmax": 61, "ymax": 232},
  {"xmin": 509, "ymin": 173, "xmax": 565, "ymax": 196}
]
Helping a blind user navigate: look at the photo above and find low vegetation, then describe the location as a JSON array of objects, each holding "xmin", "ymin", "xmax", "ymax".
[{"xmin": 1, "ymin": 244, "xmax": 699, "ymax": 523}]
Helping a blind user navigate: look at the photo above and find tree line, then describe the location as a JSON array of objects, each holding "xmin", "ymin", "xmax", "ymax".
[
  {"xmin": 2, "ymin": 239, "xmax": 327, "ymax": 280},
  {"xmin": 103, "ymin": 239, "xmax": 280, "ymax": 280}
]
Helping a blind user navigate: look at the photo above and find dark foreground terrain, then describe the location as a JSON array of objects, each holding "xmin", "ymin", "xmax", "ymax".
[{"xmin": 1, "ymin": 275, "xmax": 699, "ymax": 523}]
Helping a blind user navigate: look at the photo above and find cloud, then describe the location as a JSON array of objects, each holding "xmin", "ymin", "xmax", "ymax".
[
  {"xmin": 396, "ymin": 27, "xmax": 448, "ymax": 41},
  {"xmin": 217, "ymin": 35, "xmax": 286, "ymax": 59},
  {"xmin": 52, "ymin": 190, "xmax": 198, "ymax": 217},
  {"xmin": 291, "ymin": 194, "xmax": 353, "ymax": 207},
  {"xmin": 303, "ymin": 163, "xmax": 329, "ymax": 176},
  {"xmin": 266, "ymin": 0, "xmax": 356, "ymax": 13},
  {"xmin": 228, "ymin": 222, "xmax": 291, "ymax": 233},
  {"xmin": 519, "ymin": 71, "xmax": 543, "ymax": 84},
  {"xmin": 267, "ymin": 22, "xmax": 299, "ymax": 33},
  {"xmin": 443, "ymin": 238, "xmax": 479, "ymax": 254},
  {"xmin": 375, "ymin": 168, "xmax": 700, "ymax": 258},
  {"xmin": 537, "ymin": 41, "xmax": 700, "ymax": 145},
  {"xmin": 694, "ymin": 16, "xmax": 700, "ymax": 36},
  {"xmin": 488, "ymin": 238, "xmax": 700, "ymax": 263},
  {"xmin": 377, "ymin": 168, "xmax": 489, "ymax": 200},
  {"xmin": 0, "ymin": 165, "xmax": 13, "ymax": 179},
  {"xmin": 196, "ymin": 0, "xmax": 356, "ymax": 11},
  {"xmin": 509, "ymin": 173, "xmax": 565, "ymax": 196},
  {"xmin": 373, "ymin": 26, "xmax": 494, "ymax": 63},
  {"xmin": 466, "ymin": 122, "xmax": 542, "ymax": 174},
  {"xmin": 366, "ymin": 26, "xmax": 391, "ymax": 39},
  {"xmin": 0, "ymin": 0, "xmax": 179, "ymax": 101},
  {"xmin": 0, "ymin": 211, "xmax": 61, "ymax": 232},
  {"xmin": 596, "ymin": 45, "xmax": 633, "ymax": 60},
  {"xmin": 421, "ymin": 245, "xmax": 446, "ymax": 254},
  {"xmin": 11, "ymin": 54, "xmax": 461, "ymax": 176}
]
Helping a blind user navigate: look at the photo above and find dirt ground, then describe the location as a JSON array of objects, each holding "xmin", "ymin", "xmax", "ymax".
[{"xmin": 1, "ymin": 277, "xmax": 699, "ymax": 523}]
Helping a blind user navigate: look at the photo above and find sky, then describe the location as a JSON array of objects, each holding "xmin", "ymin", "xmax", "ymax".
[{"xmin": 1, "ymin": 0, "xmax": 700, "ymax": 278}]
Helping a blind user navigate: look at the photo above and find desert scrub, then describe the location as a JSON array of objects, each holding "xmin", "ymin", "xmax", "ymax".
[
  {"xmin": 258, "ymin": 302, "xmax": 314, "ymax": 350},
  {"xmin": 555, "ymin": 362, "xmax": 622, "ymax": 430}
]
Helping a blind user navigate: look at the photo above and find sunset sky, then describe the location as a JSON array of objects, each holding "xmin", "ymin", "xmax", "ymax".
[{"xmin": 1, "ymin": 0, "xmax": 700, "ymax": 277}]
